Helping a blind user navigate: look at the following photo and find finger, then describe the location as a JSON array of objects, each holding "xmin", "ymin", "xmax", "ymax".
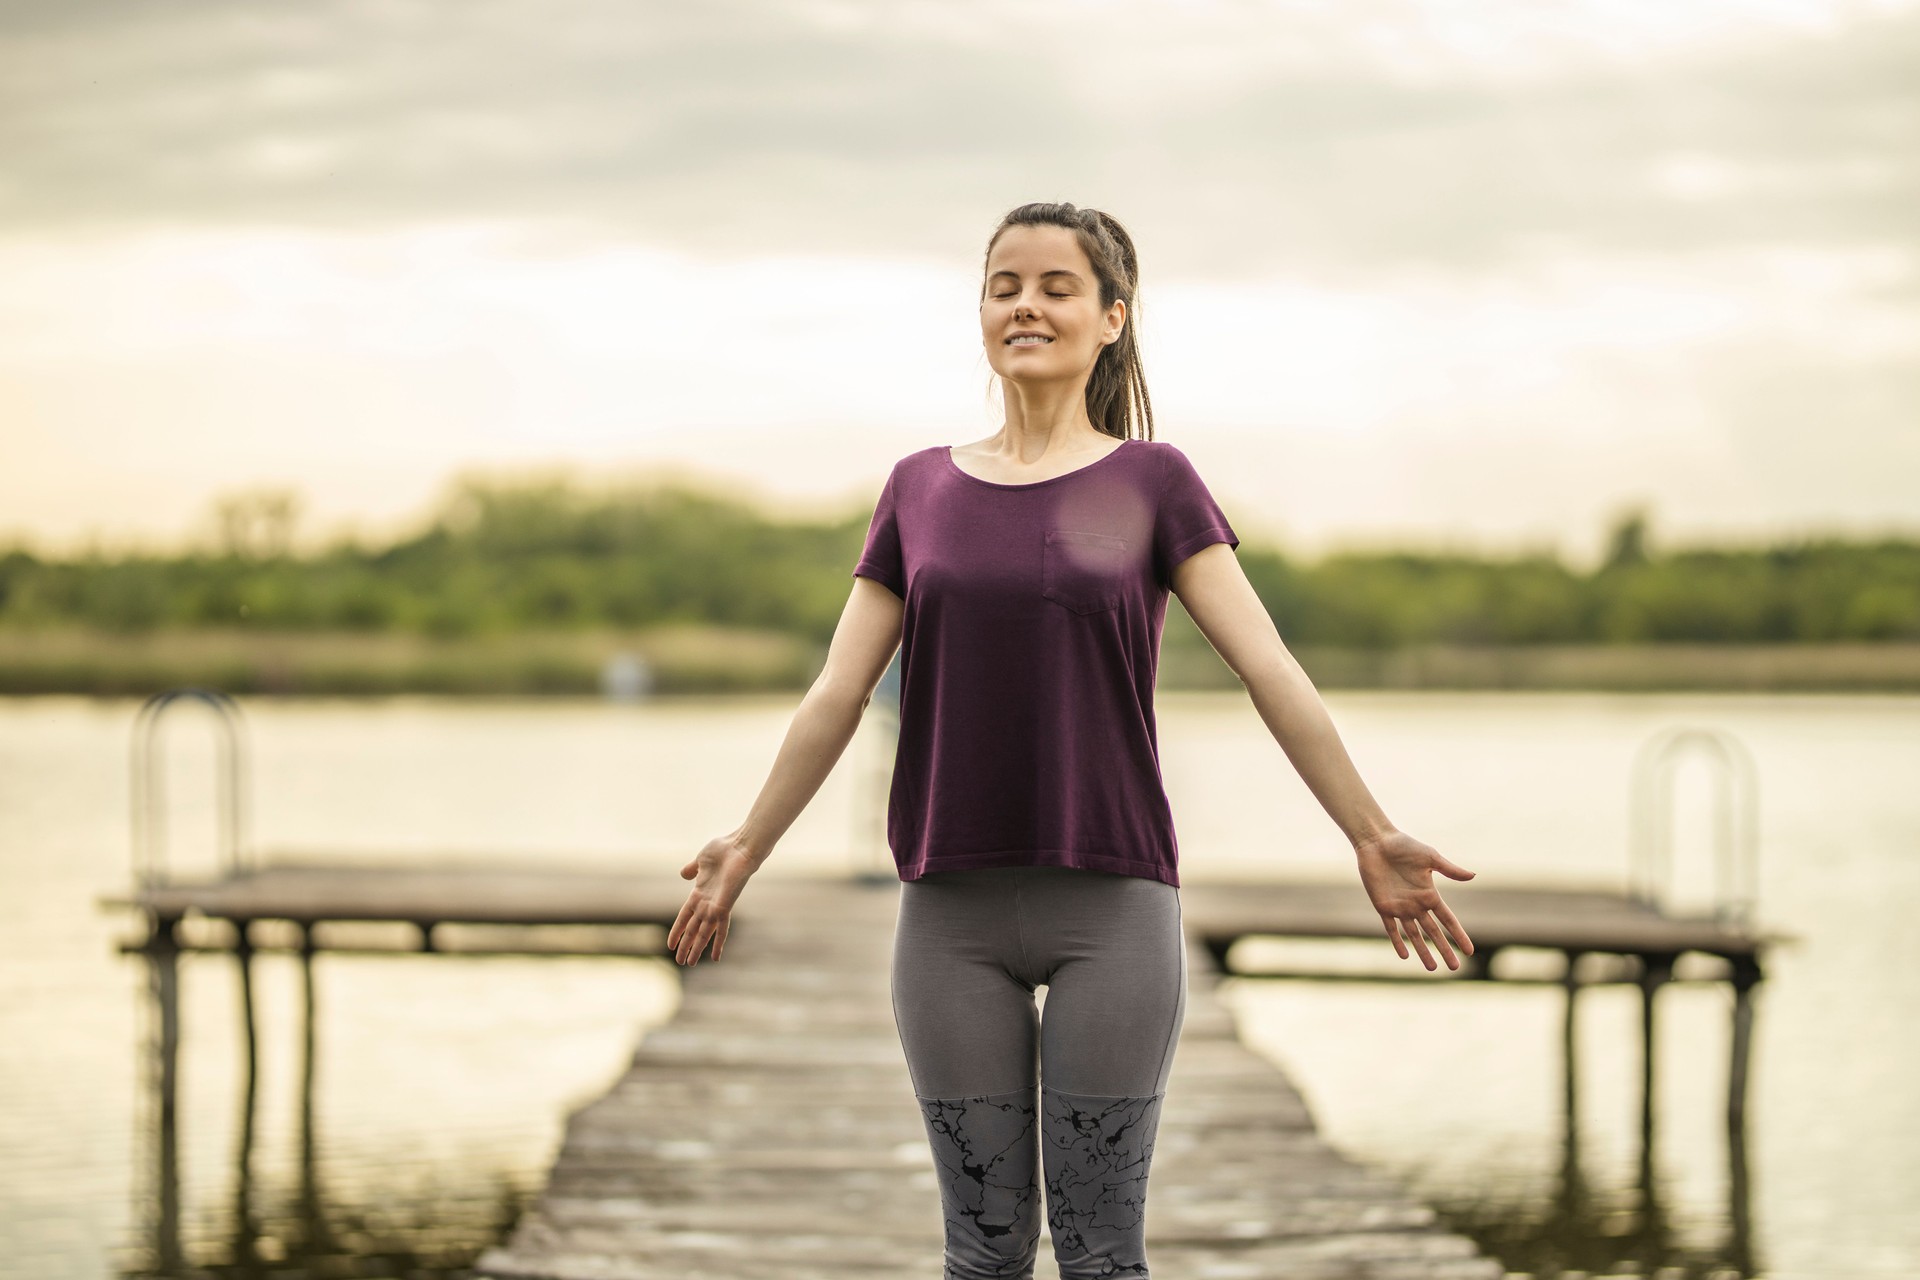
[
  {"xmin": 681, "ymin": 859, "xmax": 697, "ymax": 880},
  {"xmin": 1395, "ymin": 916, "xmax": 1426, "ymax": 968},
  {"xmin": 713, "ymin": 915, "xmax": 730, "ymax": 961},
  {"xmin": 667, "ymin": 900, "xmax": 693, "ymax": 954},
  {"xmin": 1402, "ymin": 916, "xmax": 1436, "ymax": 970},
  {"xmin": 677, "ymin": 909, "xmax": 706, "ymax": 965},
  {"xmin": 1421, "ymin": 911, "xmax": 1459, "ymax": 969},
  {"xmin": 1431, "ymin": 852, "xmax": 1475, "ymax": 881},
  {"xmin": 1434, "ymin": 900, "xmax": 1474, "ymax": 955},
  {"xmin": 1381, "ymin": 914, "xmax": 1409, "ymax": 960}
]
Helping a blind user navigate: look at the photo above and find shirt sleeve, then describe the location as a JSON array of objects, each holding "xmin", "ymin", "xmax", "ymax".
[
  {"xmin": 1154, "ymin": 443, "xmax": 1239, "ymax": 584},
  {"xmin": 852, "ymin": 462, "xmax": 906, "ymax": 599}
]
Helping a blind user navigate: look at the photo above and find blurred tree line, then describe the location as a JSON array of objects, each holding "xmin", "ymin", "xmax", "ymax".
[{"xmin": 0, "ymin": 481, "xmax": 1915, "ymax": 646}]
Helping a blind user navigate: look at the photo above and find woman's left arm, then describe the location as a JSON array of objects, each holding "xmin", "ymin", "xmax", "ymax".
[{"xmin": 1171, "ymin": 543, "xmax": 1478, "ymax": 971}]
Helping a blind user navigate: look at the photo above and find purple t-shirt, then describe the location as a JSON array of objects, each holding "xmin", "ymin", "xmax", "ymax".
[{"xmin": 852, "ymin": 437, "xmax": 1239, "ymax": 888}]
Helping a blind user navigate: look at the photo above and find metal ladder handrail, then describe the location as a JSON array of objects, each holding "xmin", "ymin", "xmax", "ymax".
[
  {"xmin": 1627, "ymin": 725, "xmax": 1759, "ymax": 928},
  {"xmin": 131, "ymin": 687, "xmax": 252, "ymax": 890}
]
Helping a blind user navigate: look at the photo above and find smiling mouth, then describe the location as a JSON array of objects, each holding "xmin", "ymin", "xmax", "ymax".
[{"xmin": 1006, "ymin": 336, "xmax": 1054, "ymax": 346}]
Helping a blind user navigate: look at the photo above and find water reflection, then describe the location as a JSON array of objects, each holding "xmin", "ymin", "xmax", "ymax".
[
  {"xmin": 123, "ymin": 923, "xmax": 530, "ymax": 1278},
  {"xmin": 1434, "ymin": 964, "xmax": 1758, "ymax": 1279}
]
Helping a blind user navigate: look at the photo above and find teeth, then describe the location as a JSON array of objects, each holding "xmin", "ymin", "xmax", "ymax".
[{"xmin": 1009, "ymin": 335, "xmax": 1051, "ymax": 345}]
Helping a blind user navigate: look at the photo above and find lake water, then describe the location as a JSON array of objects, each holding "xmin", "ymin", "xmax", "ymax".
[{"xmin": 0, "ymin": 691, "xmax": 1913, "ymax": 1279}]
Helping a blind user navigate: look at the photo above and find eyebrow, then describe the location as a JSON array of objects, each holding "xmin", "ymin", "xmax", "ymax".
[{"xmin": 988, "ymin": 268, "xmax": 1086, "ymax": 284}]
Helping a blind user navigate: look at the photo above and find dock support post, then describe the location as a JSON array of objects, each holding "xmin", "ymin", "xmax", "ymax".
[
  {"xmin": 1558, "ymin": 948, "xmax": 1584, "ymax": 1218},
  {"xmin": 145, "ymin": 913, "xmax": 185, "ymax": 1274},
  {"xmin": 295, "ymin": 920, "xmax": 332, "ymax": 1250},
  {"xmin": 1637, "ymin": 952, "xmax": 1674, "ymax": 1194},
  {"xmin": 1727, "ymin": 955, "xmax": 1760, "ymax": 1274},
  {"xmin": 232, "ymin": 920, "xmax": 261, "ymax": 1260},
  {"xmin": 1727, "ymin": 958, "xmax": 1757, "ymax": 1131}
]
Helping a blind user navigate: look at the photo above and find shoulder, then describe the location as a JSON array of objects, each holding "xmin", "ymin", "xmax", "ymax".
[
  {"xmin": 1134, "ymin": 438, "xmax": 1198, "ymax": 488},
  {"xmin": 1136, "ymin": 438, "xmax": 1198, "ymax": 463},
  {"xmin": 869, "ymin": 444, "xmax": 945, "ymax": 488},
  {"xmin": 1133, "ymin": 439, "xmax": 1196, "ymax": 463},
  {"xmin": 888, "ymin": 444, "xmax": 949, "ymax": 475}
]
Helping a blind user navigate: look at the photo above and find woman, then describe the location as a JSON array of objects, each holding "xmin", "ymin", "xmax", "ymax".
[{"xmin": 667, "ymin": 201, "xmax": 1476, "ymax": 1279}]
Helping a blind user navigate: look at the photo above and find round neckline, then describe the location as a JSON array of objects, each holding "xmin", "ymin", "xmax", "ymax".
[{"xmin": 944, "ymin": 437, "xmax": 1135, "ymax": 490}]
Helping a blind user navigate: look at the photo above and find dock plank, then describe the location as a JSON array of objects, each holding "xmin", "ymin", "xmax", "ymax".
[
  {"xmin": 1181, "ymin": 878, "xmax": 1780, "ymax": 957},
  {"xmin": 474, "ymin": 874, "xmax": 1502, "ymax": 1280},
  {"xmin": 105, "ymin": 855, "xmax": 1782, "ymax": 961}
]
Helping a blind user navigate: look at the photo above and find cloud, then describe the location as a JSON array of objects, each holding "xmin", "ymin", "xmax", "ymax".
[
  {"xmin": 1, "ymin": 0, "xmax": 1914, "ymax": 556},
  {"xmin": 0, "ymin": 0, "xmax": 1914, "ymax": 276}
]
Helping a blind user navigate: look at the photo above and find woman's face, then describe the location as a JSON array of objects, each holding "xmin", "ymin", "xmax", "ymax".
[{"xmin": 980, "ymin": 223, "xmax": 1125, "ymax": 388}]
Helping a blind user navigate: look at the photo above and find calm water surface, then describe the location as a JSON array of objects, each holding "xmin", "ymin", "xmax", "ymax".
[{"xmin": 0, "ymin": 691, "xmax": 1912, "ymax": 1279}]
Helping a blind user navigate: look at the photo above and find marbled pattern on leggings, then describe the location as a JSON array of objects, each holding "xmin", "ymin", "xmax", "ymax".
[
  {"xmin": 1040, "ymin": 1086, "xmax": 1165, "ymax": 1278},
  {"xmin": 916, "ymin": 1088, "xmax": 1042, "ymax": 1278}
]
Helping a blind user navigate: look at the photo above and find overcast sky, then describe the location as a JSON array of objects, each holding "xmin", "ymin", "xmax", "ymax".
[{"xmin": 1, "ymin": 0, "xmax": 1915, "ymax": 566}]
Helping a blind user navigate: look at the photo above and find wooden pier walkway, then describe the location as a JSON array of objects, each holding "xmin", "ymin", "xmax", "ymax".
[
  {"xmin": 469, "ymin": 874, "xmax": 1504, "ymax": 1280},
  {"xmin": 105, "ymin": 859, "xmax": 1787, "ymax": 1279}
]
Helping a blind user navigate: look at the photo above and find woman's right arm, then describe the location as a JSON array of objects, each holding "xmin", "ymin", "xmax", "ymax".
[{"xmin": 666, "ymin": 575, "xmax": 904, "ymax": 966}]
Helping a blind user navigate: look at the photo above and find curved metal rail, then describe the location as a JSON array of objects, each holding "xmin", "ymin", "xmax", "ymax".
[
  {"xmin": 130, "ymin": 687, "xmax": 252, "ymax": 889},
  {"xmin": 1628, "ymin": 725, "xmax": 1760, "ymax": 928}
]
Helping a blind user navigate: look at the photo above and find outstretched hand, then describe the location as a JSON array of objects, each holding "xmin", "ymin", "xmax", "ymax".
[
  {"xmin": 667, "ymin": 835, "xmax": 759, "ymax": 967},
  {"xmin": 1353, "ymin": 828, "xmax": 1477, "ymax": 971}
]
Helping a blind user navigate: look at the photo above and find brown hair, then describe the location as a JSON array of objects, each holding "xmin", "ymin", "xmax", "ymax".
[{"xmin": 980, "ymin": 202, "xmax": 1154, "ymax": 442}]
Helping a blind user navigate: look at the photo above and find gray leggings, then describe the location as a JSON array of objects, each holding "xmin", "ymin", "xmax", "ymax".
[{"xmin": 890, "ymin": 865, "xmax": 1187, "ymax": 1279}]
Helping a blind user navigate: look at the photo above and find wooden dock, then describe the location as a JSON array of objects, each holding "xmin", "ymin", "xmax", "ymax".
[
  {"xmin": 104, "ymin": 859, "xmax": 1786, "ymax": 1278},
  {"xmin": 106, "ymin": 860, "xmax": 1780, "ymax": 968},
  {"xmin": 467, "ymin": 873, "xmax": 1504, "ymax": 1280}
]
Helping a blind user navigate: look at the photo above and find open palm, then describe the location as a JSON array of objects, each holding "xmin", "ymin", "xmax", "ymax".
[
  {"xmin": 1353, "ymin": 828, "xmax": 1477, "ymax": 971},
  {"xmin": 667, "ymin": 835, "xmax": 758, "ymax": 967}
]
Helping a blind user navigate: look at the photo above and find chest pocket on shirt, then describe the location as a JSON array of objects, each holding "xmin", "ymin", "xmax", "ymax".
[{"xmin": 1042, "ymin": 529, "xmax": 1131, "ymax": 615}]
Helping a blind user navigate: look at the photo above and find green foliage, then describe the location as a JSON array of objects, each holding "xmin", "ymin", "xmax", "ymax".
[
  {"xmin": 1, "ymin": 478, "xmax": 1916, "ymax": 645},
  {"xmin": 1602, "ymin": 504, "xmax": 1652, "ymax": 571}
]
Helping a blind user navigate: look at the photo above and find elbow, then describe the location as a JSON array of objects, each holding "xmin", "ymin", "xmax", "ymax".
[
  {"xmin": 1237, "ymin": 645, "xmax": 1296, "ymax": 696},
  {"xmin": 819, "ymin": 670, "xmax": 874, "ymax": 717}
]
